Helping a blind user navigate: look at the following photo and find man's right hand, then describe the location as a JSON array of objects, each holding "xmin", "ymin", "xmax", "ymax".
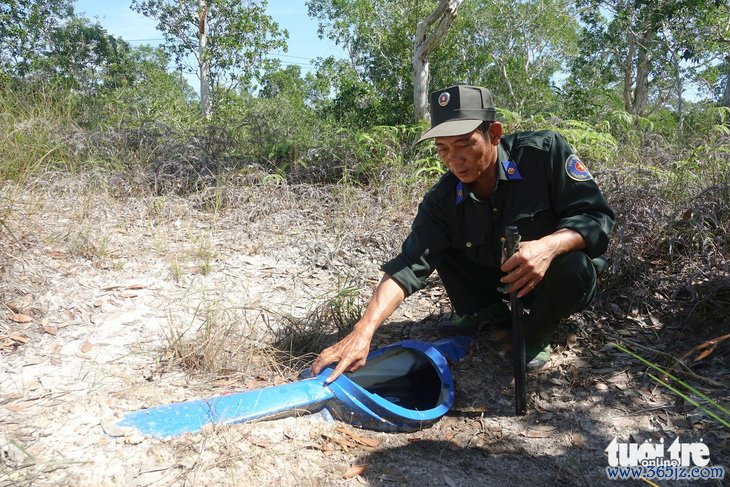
[
  {"xmin": 310, "ymin": 274, "xmax": 405, "ymax": 384},
  {"xmin": 310, "ymin": 326, "xmax": 374, "ymax": 384}
]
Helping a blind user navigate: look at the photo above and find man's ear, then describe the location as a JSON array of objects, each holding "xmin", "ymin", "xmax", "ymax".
[{"xmin": 488, "ymin": 121, "xmax": 503, "ymax": 145}]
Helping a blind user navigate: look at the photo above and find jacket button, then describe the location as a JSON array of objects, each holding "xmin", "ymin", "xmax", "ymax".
[
  {"xmin": 493, "ymin": 208, "xmax": 498, "ymax": 213},
  {"xmin": 466, "ymin": 241, "xmax": 472, "ymax": 248}
]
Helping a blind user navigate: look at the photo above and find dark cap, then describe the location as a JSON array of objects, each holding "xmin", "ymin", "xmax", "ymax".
[{"xmin": 416, "ymin": 85, "xmax": 496, "ymax": 143}]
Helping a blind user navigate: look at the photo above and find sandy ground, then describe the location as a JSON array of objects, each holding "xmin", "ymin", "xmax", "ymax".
[{"xmin": 0, "ymin": 175, "xmax": 727, "ymax": 486}]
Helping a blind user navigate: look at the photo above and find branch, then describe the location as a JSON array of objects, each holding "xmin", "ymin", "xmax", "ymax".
[{"xmin": 416, "ymin": 0, "xmax": 463, "ymax": 59}]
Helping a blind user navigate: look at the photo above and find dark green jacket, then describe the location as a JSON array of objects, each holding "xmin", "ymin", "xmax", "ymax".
[{"xmin": 383, "ymin": 130, "xmax": 615, "ymax": 296}]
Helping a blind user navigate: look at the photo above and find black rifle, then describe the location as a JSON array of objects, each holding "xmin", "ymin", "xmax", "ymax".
[{"xmin": 505, "ymin": 225, "xmax": 527, "ymax": 416}]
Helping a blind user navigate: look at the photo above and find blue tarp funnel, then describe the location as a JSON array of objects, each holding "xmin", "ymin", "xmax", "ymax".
[{"xmin": 117, "ymin": 336, "xmax": 473, "ymax": 438}]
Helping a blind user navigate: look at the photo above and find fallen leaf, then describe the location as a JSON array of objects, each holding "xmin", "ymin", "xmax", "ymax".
[
  {"xmin": 407, "ymin": 437, "xmax": 422, "ymax": 443},
  {"xmin": 343, "ymin": 465, "xmax": 368, "ymax": 479},
  {"xmin": 8, "ymin": 313, "xmax": 32, "ymax": 324},
  {"xmin": 8, "ymin": 333, "xmax": 28, "ymax": 344},
  {"xmin": 80, "ymin": 341, "xmax": 93, "ymax": 353},
  {"xmin": 335, "ymin": 426, "xmax": 382, "ymax": 448},
  {"xmin": 43, "ymin": 325, "xmax": 58, "ymax": 336},
  {"xmin": 322, "ymin": 433, "xmax": 357, "ymax": 451},
  {"xmin": 4, "ymin": 401, "xmax": 31, "ymax": 412},
  {"xmin": 695, "ymin": 348, "xmax": 714, "ymax": 361},
  {"xmin": 48, "ymin": 249, "xmax": 66, "ymax": 259},
  {"xmin": 571, "ymin": 432, "xmax": 585, "ymax": 449},
  {"xmin": 595, "ymin": 382, "xmax": 608, "ymax": 391},
  {"xmin": 566, "ymin": 334, "xmax": 578, "ymax": 349},
  {"xmin": 248, "ymin": 437, "xmax": 274, "ymax": 449},
  {"xmin": 524, "ymin": 425, "xmax": 556, "ymax": 438},
  {"xmin": 125, "ymin": 282, "xmax": 148, "ymax": 290}
]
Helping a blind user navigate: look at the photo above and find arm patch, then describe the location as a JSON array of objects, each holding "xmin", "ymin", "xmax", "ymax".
[{"xmin": 565, "ymin": 154, "xmax": 593, "ymax": 181}]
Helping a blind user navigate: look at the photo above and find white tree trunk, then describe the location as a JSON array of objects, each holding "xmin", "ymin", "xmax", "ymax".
[
  {"xmin": 413, "ymin": 0, "xmax": 464, "ymax": 122},
  {"xmin": 198, "ymin": 0, "xmax": 211, "ymax": 120}
]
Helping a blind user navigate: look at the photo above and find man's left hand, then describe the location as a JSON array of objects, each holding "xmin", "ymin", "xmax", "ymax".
[{"xmin": 500, "ymin": 229, "xmax": 586, "ymax": 298}]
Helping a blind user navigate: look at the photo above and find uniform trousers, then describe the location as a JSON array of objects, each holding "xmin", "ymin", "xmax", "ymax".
[{"xmin": 436, "ymin": 250, "xmax": 598, "ymax": 347}]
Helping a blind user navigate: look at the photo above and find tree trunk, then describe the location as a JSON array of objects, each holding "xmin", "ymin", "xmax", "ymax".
[
  {"xmin": 671, "ymin": 42, "xmax": 683, "ymax": 141},
  {"xmin": 413, "ymin": 0, "xmax": 464, "ymax": 122},
  {"xmin": 622, "ymin": 37, "xmax": 636, "ymax": 114},
  {"xmin": 413, "ymin": 55, "xmax": 430, "ymax": 121},
  {"xmin": 632, "ymin": 32, "xmax": 651, "ymax": 116},
  {"xmin": 622, "ymin": 28, "xmax": 652, "ymax": 117},
  {"xmin": 198, "ymin": 0, "xmax": 211, "ymax": 120},
  {"xmin": 724, "ymin": 55, "xmax": 730, "ymax": 108}
]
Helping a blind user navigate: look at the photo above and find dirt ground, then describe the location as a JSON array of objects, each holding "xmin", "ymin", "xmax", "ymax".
[{"xmin": 1, "ymin": 174, "xmax": 727, "ymax": 486}]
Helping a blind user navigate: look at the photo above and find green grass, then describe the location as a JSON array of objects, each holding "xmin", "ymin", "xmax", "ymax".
[{"xmin": 611, "ymin": 342, "xmax": 730, "ymax": 430}]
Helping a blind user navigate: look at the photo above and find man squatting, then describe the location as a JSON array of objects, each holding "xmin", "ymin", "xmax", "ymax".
[{"xmin": 311, "ymin": 85, "xmax": 615, "ymax": 382}]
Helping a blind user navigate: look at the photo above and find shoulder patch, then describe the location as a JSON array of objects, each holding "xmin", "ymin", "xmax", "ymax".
[
  {"xmin": 501, "ymin": 160, "xmax": 522, "ymax": 180},
  {"xmin": 565, "ymin": 154, "xmax": 593, "ymax": 181}
]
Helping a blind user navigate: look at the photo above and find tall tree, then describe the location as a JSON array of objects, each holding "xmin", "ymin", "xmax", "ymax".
[
  {"xmin": 131, "ymin": 0, "xmax": 287, "ymax": 119},
  {"xmin": 572, "ymin": 0, "xmax": 730, "ymax": 119},
  {"xmin": 42, "ymin": 17, "xmax": 134, "ymax": 95},
  {"xmin": 0, "ymin": 0, "xmax": 74, "ymax": 78},
  {"xmin": 307, "ymin": 0, "xmax": 436, "ymax": 126},
  {"xmin": 435, "ymin": 0, "xmax": 579, "ymax": 115},
  {"xmin": 309, "ymin": 0, "xmax": 578, "ymax": 125},
  {"xmin": 413, "ymin": 0, "xmax": 464, "ymax": 121}
]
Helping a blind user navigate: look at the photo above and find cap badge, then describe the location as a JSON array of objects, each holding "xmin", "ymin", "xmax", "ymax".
[{"xmin": 438, "ymin": 92, "xmax": 450, "ymax": 107}]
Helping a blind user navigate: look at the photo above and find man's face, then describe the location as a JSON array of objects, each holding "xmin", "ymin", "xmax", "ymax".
[{"xmin": 435, "ymin": 128, "xmax": 497, "ymax": 184}]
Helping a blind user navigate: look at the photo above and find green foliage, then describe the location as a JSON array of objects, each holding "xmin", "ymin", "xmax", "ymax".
[
  {"xmin": 88, "ymin": 46, "xmax": 198, "ymax": 130},
  {"xmin": 41, "ymin": 17, "xmax": 135, "ymax": 96},
  {"xmin": 131, "ymin": 0, "xmax": 288, "ymax": 117},
  {"xmin": 218, "ymin": 88, "xmax": 330, "ymax": 170},
  {"xmin": 496, "ymin": 111, "xmax": 619, "ymax": 165},
  {"xmin": 307, "ymin": 0, "xmax": 428, "ymax": 126},
  {"xmin": 438, "ymin": 0, "xmax": 579, "ymax": 116},
  {"xmin": 570, "ymin": 0, "xmax": 729, "ymax": 119},
  {"xmin": 0, "ymin": 0, "xmax": 74, "ymax": 77},
  {"xmin": 308, "ymin": 0, "xmax": 580, "ymax": 125}
]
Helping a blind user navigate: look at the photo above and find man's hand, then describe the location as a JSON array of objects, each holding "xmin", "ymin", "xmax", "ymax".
[
  {"xmin": 310, "ymin": 326, "xmax": 374, "ymax": 384},
  {"xmin": 310, "ymin": 274, "xmax": 406, "ymax": 384},
  {"xmin": 500, "ymin": 229, "xmax": 586, "ymax": 298}
]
